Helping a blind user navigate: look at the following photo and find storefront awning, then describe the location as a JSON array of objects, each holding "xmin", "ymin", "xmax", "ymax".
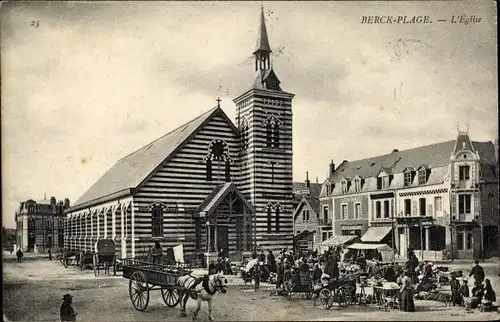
[
  {"xmin": 361, "ymin": 226, "xmax": 392, "ymax": 243},
  {"xmin": 321, "ymin": 235, "xmax": 357, "ymax": 247},
  {"xmin": 347, "ymin": 243, "xmax": 393, "ymax": 251}
]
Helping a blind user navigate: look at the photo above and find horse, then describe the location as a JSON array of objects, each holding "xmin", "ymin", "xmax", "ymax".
[{"xmin": 177, "ymin": 273, "xmax": 228, "ymax": 321}]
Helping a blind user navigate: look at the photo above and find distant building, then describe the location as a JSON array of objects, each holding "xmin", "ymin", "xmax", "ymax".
[
  {"xmin": 15, "ymin": 196, "xmax": 70, "ymax": 252},
  {"xmin": 292, "ymin": 172, "xmax": 328, "ymax": 253},
  {"xmin": 320, "ymin": 131, "xmax": 499, "ymax": 260}
]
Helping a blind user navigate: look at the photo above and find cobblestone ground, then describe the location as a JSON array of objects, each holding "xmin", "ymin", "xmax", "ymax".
[{"xmin": 3, "ymin": 256, "xmax": 500, "ymax": 321}]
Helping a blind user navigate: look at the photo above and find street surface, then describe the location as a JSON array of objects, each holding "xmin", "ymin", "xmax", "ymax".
[{"xmin": 3, "ymin": 253, "xmax": 500, "ymax": 321}]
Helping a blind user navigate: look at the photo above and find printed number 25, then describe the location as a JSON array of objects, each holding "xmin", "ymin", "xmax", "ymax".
[{"xmin": 31, "ymin": 20, "xmax": 39, "ymax": 28}]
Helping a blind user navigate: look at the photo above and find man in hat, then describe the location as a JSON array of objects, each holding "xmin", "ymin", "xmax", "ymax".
[
  {"xmin": 469, "ymin": 259, "xmax": 485, "ymax": 284},
  {"xmin": 60, "ymin": 294, "xmax": 77, "ymax": 321}
]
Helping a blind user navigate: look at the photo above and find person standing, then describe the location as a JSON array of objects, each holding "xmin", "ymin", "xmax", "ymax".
[
  {"xmin": 208, "ymin": 260, "xmax": 217, "ymax": 275},
  {"xmin": 469, "ymin": 259, "xmax": 485, "ymax": 284},
  {"xmin": 150, "ymin": 241, "xmax": 163, "ymax": 264},
  {"xmin": 399, "ymin": 271, "xmax": 416, "ymax": 312},
  {"xmin": 450, "ymin": 274, "xmax": 461, "ymax": 306},
  {"xmin": 16, "ymin": 248, "xmax": 23, "ymax": 263},
  {"xmin": 60, "ymin": 294, "xmax": 77, "ymax": 321},
  {"xmin": 254, "ymin": 262, "xmax": 262, "ymax": 292},
  {"xmin": 266, "ymin": 250, "xmax": 276, "ymax": 273},
  {"xmin": 459, "ymin": 279, "xmax": 470, "ymax": 299},
  {"xmin": 276, "ymin": 260, "xmax": 284, "ymax": 289},
  {"xmin": 48, "ymin": 248, "xmax": 52, "ymax": 261}
]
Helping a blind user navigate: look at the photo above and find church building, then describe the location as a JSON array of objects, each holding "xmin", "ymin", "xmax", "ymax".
[{"xmin": 64, "ymin": 7, "xmax": 295, "ymax": 263}]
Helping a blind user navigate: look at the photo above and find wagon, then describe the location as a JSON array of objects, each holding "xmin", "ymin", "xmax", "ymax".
[
  {"xmin": 122, "ymin": 258, "xmax": 192, "ymax": 311},
  {"xmin": 58, "ymin": 249, "xmax": 80, "ymax": 268},
  {"xmin": 282, "ymin": 272, "xmax": 314, "ymax": 300},
  {"xmin": 315, "ymin": 274, "xmax": 358, "ymax": 309},
  {"xmin": 93, "ymin": 239, "xmax": 117, "ymax": 276},
  {"xmin": 78, "ymin": 251, "xmax": 94, "ymax": 270}
]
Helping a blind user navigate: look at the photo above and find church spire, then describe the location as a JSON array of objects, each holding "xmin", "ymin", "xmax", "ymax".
[{"xmin": 253, "ymin": 5, "xmax": 272, "ymax": 71}]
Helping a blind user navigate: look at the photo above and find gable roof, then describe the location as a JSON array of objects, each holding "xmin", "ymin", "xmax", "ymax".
[
  {"xmin": 70, "ymin": 107, "xmax": 238, "ymax": 211},
  {"xmin": 195, "ymin": 182, "xmax": 255, "ymax": 217},
  {"xmin": 293, "ymin": 182, "xmax": 322, "ymax": 204}
]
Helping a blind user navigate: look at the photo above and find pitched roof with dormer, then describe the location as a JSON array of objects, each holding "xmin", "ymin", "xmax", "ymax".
[{"xmin": 325, "ymin": 136, "xmax": 497, "ymax": 193}]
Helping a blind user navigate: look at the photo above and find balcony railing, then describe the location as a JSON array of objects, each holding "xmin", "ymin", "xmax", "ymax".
[{"xmin": 318, "ymin": 219, "xmax": 332, "ymax": 226}]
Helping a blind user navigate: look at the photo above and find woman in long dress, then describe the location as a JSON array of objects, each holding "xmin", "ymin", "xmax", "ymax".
[{"xmin": 399, "ymin": 271, "xmax": 416, "ymax": 312}]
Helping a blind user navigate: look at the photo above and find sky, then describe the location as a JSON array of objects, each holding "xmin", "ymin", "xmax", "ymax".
[{"xmin": 1, "ymin": 1, "xmax": 497, "ymax": 228}]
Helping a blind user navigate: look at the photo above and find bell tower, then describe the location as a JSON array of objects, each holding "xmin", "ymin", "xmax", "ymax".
[{"xmin": 234, "ymin": 6, "xmax": 295, "ymax": 252}]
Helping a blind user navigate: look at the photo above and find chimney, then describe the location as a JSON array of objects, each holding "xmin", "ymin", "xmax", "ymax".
[
  {"xmin": 50, "ymin": 196, "xmax": 56, "ymax": 205},
  {"xmin": 316, "ymin": 177, "xmax": 319, "ymax": 184},
  {"xmin": 329, "ymin": 160, "xmax": 335, "ymax": 175},
  {"xmin": 64, "ymin": 198, "xmax": 70, "ymax": 208},
  {"xmin": 305, "ymin": 171, "xmax": 310, "ymax": 188},
  {"xmin": 392, "ymin": 149, "xmax": 399, "ymax": 153}
]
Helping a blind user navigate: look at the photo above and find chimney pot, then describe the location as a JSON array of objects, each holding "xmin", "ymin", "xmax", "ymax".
[{"xmin": 392, "ymin": 149, "xmax": 399, "ymax": 153}]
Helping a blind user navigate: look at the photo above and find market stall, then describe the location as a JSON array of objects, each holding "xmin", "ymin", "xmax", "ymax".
[{"xmin": 347, "ymin": 243, "xmax": 395, "ymax": 262}]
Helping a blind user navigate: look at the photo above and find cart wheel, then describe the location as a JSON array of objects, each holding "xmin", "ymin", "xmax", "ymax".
[
  {"xmin": 129, "ymin": 271, "xmax": 149, "ymax": 311},
  {"xmin": 161, "ymin": 287, "xmax": 180, "ymax": 307},
  {"xmin": 337, "ymin": 287, "xmax": 349, "ymax": 308},
  {"xmin": 319, "ymin": 289, "xmax": 331, "ymax": 309}
]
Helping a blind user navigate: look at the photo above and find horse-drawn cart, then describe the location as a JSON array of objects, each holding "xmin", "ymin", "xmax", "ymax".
[
  {"xmin": 282, "ymin": 272, "xmax": 314, "ymax": 300},
  {"xmin": 93, "ymin": 239, "xmax": 117, "ymax": 276},
  {"xmin": 122, "ymin": 258, "xmax": 192, "ymax": 311},
  {"xmin": 58, "ymin": 249, "xmax": 80, "ymax": 268}
]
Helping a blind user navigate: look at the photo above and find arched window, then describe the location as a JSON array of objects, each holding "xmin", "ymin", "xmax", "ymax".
[
  {"xmin": 151, "ymin": 205, "xmax": 164, "ymax": 237},
  {"xmin": 273, "ymin": 124, "xmax": 280, "ymax": 148},
  {"xmin": 225, "ymin": 160, "xmax": 231, "ymax": 182},
  {"xmin": 206, "ymin": 158, "xmax": 212, "ymax": 181},
  {"xmin": 275, "ymin": 206, "xmax": 281, "ymax": 232},
  {"xmin": 266, "ymin": 122, "xmax": 273, "ymax": 147},
  {"xmin": 241, "ymin": 120, "xmax": 249, "ymax": 150},
  {"xmin": 267, "ymin": 205, "xmax": 272, "ymax": 233}
]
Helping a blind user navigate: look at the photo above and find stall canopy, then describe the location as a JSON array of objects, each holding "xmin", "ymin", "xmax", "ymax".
[
  {"xmin": 321, "ymin": 235, "xmax": 357, "ymax": 247},
  {"xmin": 361, "ymin": 226, "xmax": 392, "ymax": 243},
  {"xmin": 347, "ymin": 243, "xmax": 395, "ymax": 262}
]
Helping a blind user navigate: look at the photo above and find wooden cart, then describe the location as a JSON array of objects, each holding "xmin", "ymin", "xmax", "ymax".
[
  {"xmin": 93, "ymin": 239, "xmax": 117, "ymax": 276},
  {"xmin": 122, "ymin": 258, "xmax": 192, "ymax": 311}
]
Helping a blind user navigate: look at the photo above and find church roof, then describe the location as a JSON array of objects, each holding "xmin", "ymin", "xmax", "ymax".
[
  {"xmin": 254, "ymin": 6, "xmax": 272, "ymax": 54},
  {"xmin": 70, "ymin": 107, "xmax": 236, "ymax": 211}
]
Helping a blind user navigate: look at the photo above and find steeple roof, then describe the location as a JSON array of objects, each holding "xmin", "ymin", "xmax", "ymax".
[{"xmin": 254, "ymin": 6, "xmax": 272, "ymax": 54}]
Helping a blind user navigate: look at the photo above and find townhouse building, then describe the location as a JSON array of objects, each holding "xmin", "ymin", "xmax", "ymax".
[{"xmin": 319, "ymin": 131, "xmax": 498, "ymax": 260}]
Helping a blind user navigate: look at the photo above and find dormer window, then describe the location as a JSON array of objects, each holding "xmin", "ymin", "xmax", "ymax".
[
  {"xmin": 326, "ymin": 182, "xmax": 334, "ymax": 195},
  {"xmin": 403, "ymin": 168, "xmax": 414, "ymax": 187},
  {"xmin": 341, "ymin": 180, "xmax": 349, "ymax": 193},
  {"xmin": 354, "ymin": 177, "xmax": 362, "ymax": 192},
  {"xmin": 417, "ymin": 166, "xmax": 429, "ymax": 185},
  {"xmin": 459, "ymin": 165, "xmax": 470, "ymax": 181}
]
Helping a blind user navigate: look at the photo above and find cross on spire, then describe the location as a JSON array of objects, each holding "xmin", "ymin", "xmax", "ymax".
[{"xmin": 216, "ymin": 97, "xmax": 222, "ymax": 108}]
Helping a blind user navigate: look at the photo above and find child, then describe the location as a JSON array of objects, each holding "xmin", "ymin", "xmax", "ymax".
[
  {"xmin": 254, "ymin": 262, "xmax": 262, "ymax": 292},
  {"xmin": 60, "ymin": 294, "xmax": 77, "ymax": 321},
  {"xmin": 450, "ymin": 274, "xmax": 461, "ymax": 306},
  {"xmin": 459, "ymin": 279, "xmax": 470, "ymax": 304}
]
